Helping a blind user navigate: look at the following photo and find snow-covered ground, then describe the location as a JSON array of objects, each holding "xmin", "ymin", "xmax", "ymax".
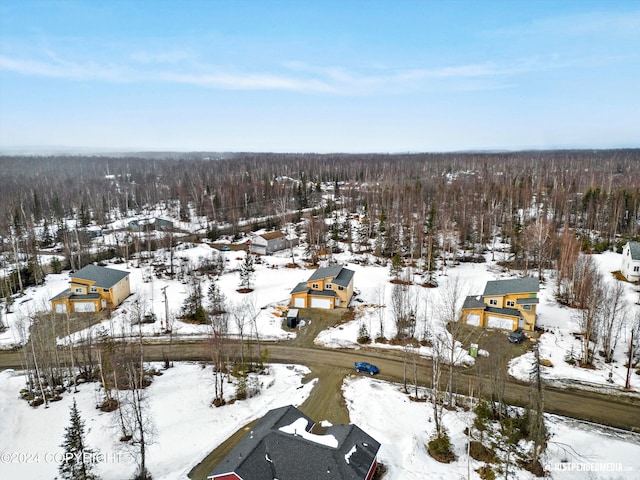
[
  {"xmin": 1, "ymin": 364, "xmax": 638, "ymax": 480},
  {"xmin": 1, "ymin": 224, "xmax": 638, "ymax": 480},
  {"xmin": 0, "ymin": 363, "xmax": 314, "ymax": 480},
  {"xmin": 344, "ymin": 376, "xmax": 640, "ymax": 480},
  {"xmin": 2, "ymin": 242, "xmax": 639, "ymax": 392}
]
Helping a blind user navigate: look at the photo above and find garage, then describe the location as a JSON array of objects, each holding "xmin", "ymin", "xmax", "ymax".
[
  {"xmin": 487, "ymin": 315, "xmax": 514, "ymax": 330},
  {"xmin": 54, "ymin": 303, "xmax": 67, "ymax": 314},
  {"xmin": 310, "ymin": 297, "xmax": 332, "ymax": 309},
  {"xmin": 74, "ymin": 301, "xmax": 96, "ymax": 313},
  {"xmin": 465, "ymin": 313, "xmax": 480, "ymax": 326},
  {"xmin": 294, "ymin": 297, "xmax": 306, "ymax": 308}
]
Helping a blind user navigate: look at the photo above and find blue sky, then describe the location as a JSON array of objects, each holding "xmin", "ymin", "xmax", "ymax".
[{"xmin": 0, "ymin": 0, "xmax": 638, "ymax": 152}]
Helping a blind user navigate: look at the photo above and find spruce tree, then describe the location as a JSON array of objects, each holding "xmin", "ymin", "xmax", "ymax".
[
  {"xmin": 59, "ymin": 399, "xmax": 99, "ymax": 480},
  {"xmin": 238, "ymin": 253, "xmax": 255, "ymax": 291}
]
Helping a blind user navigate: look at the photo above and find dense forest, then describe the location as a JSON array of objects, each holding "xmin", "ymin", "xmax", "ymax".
[{"xmin": 1, "ymin": 149, "xmax": 640, "ymax": 294}]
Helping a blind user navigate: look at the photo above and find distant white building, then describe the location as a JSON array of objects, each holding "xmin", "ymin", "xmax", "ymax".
[
  {"xmin": 621, "ymin": 241, "xmax": 640, "ymax": 282},
  {"xmin": 249, "ymin": 231, "xmax": 298, "ymax": 255}
]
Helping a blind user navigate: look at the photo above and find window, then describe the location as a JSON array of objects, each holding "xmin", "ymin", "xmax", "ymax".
[
  {"xmin": 103, "ymin": 288, "xmax": 109, "ymax": 293},
  {"xmin": 506, "ymin": 300, "xmax": 515, "ymax": 307},
  {"xmin": 90, "ymin": 286, "xmax": 97, "ymax": 293},
  {"xmin": 74, "ymin": 287, "xmax": 83, "ymax": 294},
  {"xmin": 523, "ymin": 305, "xmax": 531, "ymax": 310},
  {"xmin": 338, "ymin": 286, "xmax": 344, "ymax": 291},
  {"xmin": 326, "ymin": 283, "xmax": 332, "ymax": 289},
  {"xmin": 634, "ymin": 266, "xmax": 640, "ymax": 273},
  {"xmin": 312, "ymin": 283, "xmax": 319, "ymax": 289},
  {"xmin": 489, "ymin": 299, "xmax": 498, "ymax": 306}
]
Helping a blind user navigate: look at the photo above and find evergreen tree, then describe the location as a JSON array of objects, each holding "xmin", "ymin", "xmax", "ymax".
[
  {"xmin": 59, "ymin": 399, "xmax": 99, "ymax": 480},
  {"xmin": 390, "ymin": 252, "xmax": 403, "ymax": 279},
  {"xmin": 238, "ymin": 253, "xmax": 255, "ymax": 291},
  {"xmin": 180, "ymin": 275, "xmax": 206, "ymax": 323}
]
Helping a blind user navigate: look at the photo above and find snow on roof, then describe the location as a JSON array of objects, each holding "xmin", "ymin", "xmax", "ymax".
[
  {"xmin": 279, "ymin": 417, "xmax": 339, "ymax": 448},
  {"xmin": 344, "ymin": 444, "xmax": 357, "ymax": 464}
]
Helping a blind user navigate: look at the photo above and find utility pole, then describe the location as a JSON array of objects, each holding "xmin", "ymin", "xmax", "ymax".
[
  {"xmin": 161, "ymin": 286, "xmax": 169, "ymax": 332},
  {"xmin": 625, "ymin": 331, "xmax": 634, "ymax": 390}
]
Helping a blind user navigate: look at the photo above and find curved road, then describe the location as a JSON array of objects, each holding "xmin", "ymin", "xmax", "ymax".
[{"xmin": 1, "ymin": 339, "xmax": 638, "ymax": 432}]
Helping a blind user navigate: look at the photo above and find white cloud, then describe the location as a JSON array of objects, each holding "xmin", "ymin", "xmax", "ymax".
[{"xmin": 0, "ymin": 49, "xmax": 628, "ymax": 95}]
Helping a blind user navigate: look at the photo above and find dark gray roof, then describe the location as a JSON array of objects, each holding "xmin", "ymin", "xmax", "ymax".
[
  {"xmin": 51, "ymin": 289, "xmax": 103, "ymax": 302},
  {"xmin": 290, "ymin": 282, "xmax": 309, "ymax": 294},
  {"xmin": 628, "ymin": 242, "xmax": 640, "ymax": 260},
  {"xmin": 486, "ymin": 306, "xmax": 522, "ymax": 318},
  {"xmin": 51, "ymin": 289, "xmax": 72, "ymax": 301},
  {"xmin": 483, "ymin": 277, "xmax": 539, "ymax": 296},
  {"xmin": 308, "ymin": 265, "xmax": 355, "ymax": 287},
  {"xmin": 463, "ymin": 295, "xmax": 486, "ymax": 309},
  {"xmin": 308, "ymin": 289, "xmax": 336, "ymax": 298},
  {"xmin": 72, "ymin": 264, "xmax": 129, "ymax": 288},
  {"xmin": 70, "ymin": 293, "xmax": 102, "ymax": 300},
  {"xmin": 209, "ymin": 405, "xmax": 380, "ymax": 480},
  {"xmin": 516, "ymin": 297, "xmax": 539, "ymax": 305}
]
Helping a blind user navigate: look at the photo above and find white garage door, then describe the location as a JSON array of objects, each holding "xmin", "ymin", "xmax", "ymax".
[
  {"xmin": 74, "ymin": 301, "xmax": 96, "ymax": 313},
  {"xmin": 487, "ymin": 315, "xmax": 513, "ymax": 330},
  {"xmin": 294, "ymin": 297, "xmax": 306, "ymax": 308},
  {"xmin": 310, "ymin": 297, "xmax": 332, "ymax": 309},
  {"xmin": 54, "ymin": 303, "xmax": 67, "ymax": 314},
  {"xmin": 465, "ymin": 313, "xmax": 480, "ymax": 326}
]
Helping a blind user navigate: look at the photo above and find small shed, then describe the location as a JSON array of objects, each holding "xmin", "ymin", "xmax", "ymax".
[{"xmin": 286, "ymin": 309, "xmax": 299, "ymax": 328}]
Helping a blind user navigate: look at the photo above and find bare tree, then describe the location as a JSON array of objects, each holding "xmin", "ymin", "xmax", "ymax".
[
  {"xmin": 375, "ymin": 285, "xmax": 386, "ymax": 340},
  {"xmin": 208, "ymin": 307, "xmax": 229, "ymax": 407},
  {"xmin": 573, "ymin": 255, "xmax": 604, "ymax": 365},
  {"xmin": 436, "ymin": 275, "xmax": 469, "ymax": 407},
  {"xmin": 599, "ymin": 281, "xmax": 627, "ymax": 363}
]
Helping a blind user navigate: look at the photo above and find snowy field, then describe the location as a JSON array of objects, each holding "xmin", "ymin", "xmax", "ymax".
[
  {"xmin": 1, "ymin": 365, "xmax": 637, "ymax": 480},
  {"xmin": 2, "ymin": 242, "xmax": 639, "ymax": 392},
  {"xmin": 1, "ymin": 228, "xmax": 639, "ymax": 479},
  {"xmin": 0, "ymin": 363, "xmax": 314, "ymax": 480},
  {"xmin": 344, "ymin": 376, "xmax": 640, "ymax": 480}
]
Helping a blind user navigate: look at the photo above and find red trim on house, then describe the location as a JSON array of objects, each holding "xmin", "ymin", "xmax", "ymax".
[
  {"xmin": 210, "ymin": 473, "xmax": 242, "ymax": 480},
  {"xmin": 365, "ymin": 458, "xmax": 378, "ymax": 480}
]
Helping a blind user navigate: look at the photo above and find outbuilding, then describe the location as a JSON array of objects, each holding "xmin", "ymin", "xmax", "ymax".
[{"xmin": 286, "ymin": 309, "xmax": 299, "ymax": 328}]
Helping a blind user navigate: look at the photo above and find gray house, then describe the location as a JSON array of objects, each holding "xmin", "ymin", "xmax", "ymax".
[
  {"xmin": 128, "ymin": 217, "xmax": 173, "ymax": 232},
  {"xmin": 249, "ymin": 231, "xmax": 297, "ymax": 255},
  {"xmin": 207, "ymin": 405, "xmax": 380, "ymax": 480}
]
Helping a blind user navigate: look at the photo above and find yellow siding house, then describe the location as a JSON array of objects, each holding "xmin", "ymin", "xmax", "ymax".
[
  {"xmin": 290, "ymin": 265, "xmax": 355, "ymax": 309},
  {"xmin": 51, "ymin": 264, "xmax": 131, "ymax": 314},
  {"xmin": 461, "ymin": 277, "xmax": 539, "ymax": 331}
]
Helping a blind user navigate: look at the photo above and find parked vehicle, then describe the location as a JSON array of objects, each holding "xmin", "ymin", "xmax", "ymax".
[
  {"xmin": 220, "ymin": 245, "xmax": 231, "ymax": 251},
  {"xmin": 508, "ymin": 329, "xmax": 526, "ymax": 344},
  {"xmin": 355, "ymin": 362, "xmax": 379, "ymax": 375}
]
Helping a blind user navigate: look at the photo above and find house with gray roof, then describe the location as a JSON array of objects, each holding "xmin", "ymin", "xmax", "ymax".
[
  {"xmin": 621, "ymin": 241, "xmax": 640, "ymax": 282},
  {"xmin": 461, "ymin": 277, "xmax": 539, "ymax": 331},
  {"xmin": 207, "ymin": 405, "xmax": 380, "ymax": 480},
  {"xmin": 51, "ymin": 264, "xmax": 131, "ymax": 314},
  {"xmin": 249, "ymin": 231, "xmax": 298, "ymax": 255},
  {"xmin": 290, "ymin": 265, "xmax": 355, "ymax": 309}
]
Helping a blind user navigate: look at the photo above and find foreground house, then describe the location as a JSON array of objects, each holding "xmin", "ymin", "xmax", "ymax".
[
  {"xmin": 621, "ymin": 241, "xmax": 640, "ymax": 282},
  {"xmin": 51, "ymin": 264, "xmax": 131, "ymax": 314},
  {"xmin": 249, "ymin": 231, "xmax": 298, "ymax": 255},
  {"xmin": 461, "ymin": 277, "xmax": 539, "ymax": 331},
  {"xmin": 290, "ymin": 265, "xmax": 355, "ymax": 309},
  {"xmin": 208, "ymin": 405, "xmax": 380, "ymax": 480}
]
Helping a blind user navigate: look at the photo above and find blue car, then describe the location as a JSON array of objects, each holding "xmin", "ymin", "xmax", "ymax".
[{"xmin": 355, "ymin": 362, "xmax": 379, "ymax": 375}]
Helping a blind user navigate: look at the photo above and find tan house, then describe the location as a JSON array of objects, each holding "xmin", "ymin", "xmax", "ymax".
[
  {"xmin": 461, "ymin": 277, "xmax": 539, "ymax": 331},
  {"xmin": 51, "ymin": 264, "xmax": 131, "ymax": 314},
  {"xmin": 290, "ymin": 265, "xmax": 355, "ymax": 309}
]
